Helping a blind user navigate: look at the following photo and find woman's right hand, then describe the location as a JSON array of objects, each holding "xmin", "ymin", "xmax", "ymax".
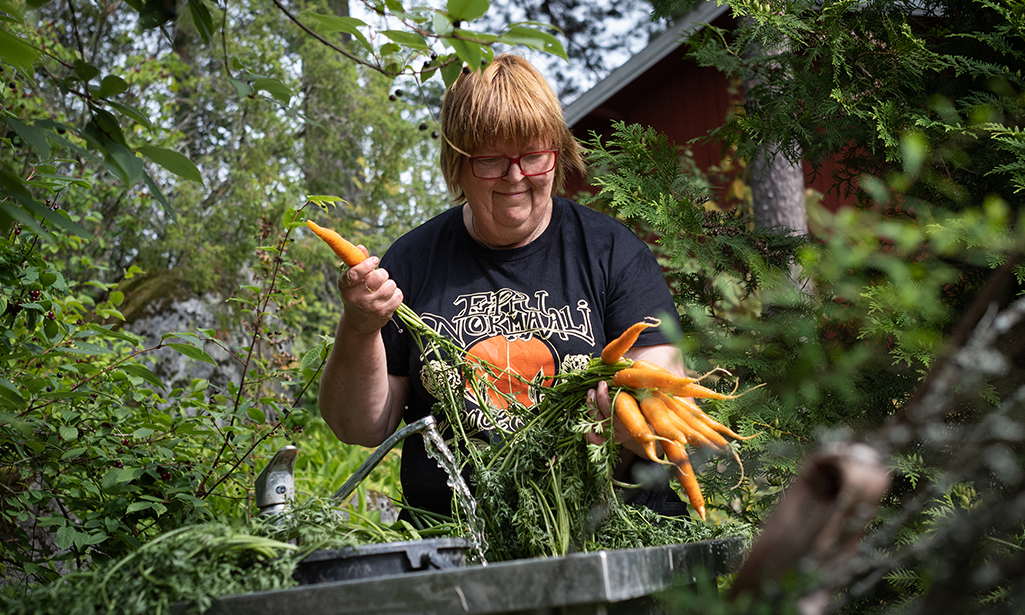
[{"xmin": 336, "ymin": 251, "xmax": 404, "ymax": 336}]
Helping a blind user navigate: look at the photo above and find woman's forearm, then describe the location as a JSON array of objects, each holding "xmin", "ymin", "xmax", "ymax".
[{"xmin": 319, "ymin": 312, "xmax": 407, "ymax": 447}]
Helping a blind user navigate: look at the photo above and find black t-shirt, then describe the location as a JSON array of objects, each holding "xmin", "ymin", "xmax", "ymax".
[{"xmin": 380, "ymin": 195, "xmax": 678, "ymax": 515}]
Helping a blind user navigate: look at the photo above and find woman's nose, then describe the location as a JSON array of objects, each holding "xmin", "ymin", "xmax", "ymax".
[{"xmin": 505, "ymin": 160, "xmax": 526, "ymax": 181}]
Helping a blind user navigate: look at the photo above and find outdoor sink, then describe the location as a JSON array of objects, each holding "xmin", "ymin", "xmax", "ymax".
[{"xmin": 202, "ymin": 536, "xmax": 745, "ymax": 615}]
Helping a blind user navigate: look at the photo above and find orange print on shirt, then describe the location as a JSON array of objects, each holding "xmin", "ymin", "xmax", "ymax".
[{"xmin": 465, "ymin": 336, "xmax": 556, "ymax": 409}]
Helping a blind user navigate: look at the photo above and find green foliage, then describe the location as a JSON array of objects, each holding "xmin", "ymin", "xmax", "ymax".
[
  {"xmin": 687, "ymin": 0, "xmax": 1025, "ymax": 211},
  {"xmin": 583, "ymin": 121, "xmax": 807, "ymax": 328},
  {"xmin": 579, "ymin": 104, "xmax": 1025, "ymax": 608},
  {"xmin": 1, "ymin": 496, "xmax": 454, "ymax": 615},
  {"xmin": 0, "ymin": 199, "xmax": 411, "ymax": 595}
]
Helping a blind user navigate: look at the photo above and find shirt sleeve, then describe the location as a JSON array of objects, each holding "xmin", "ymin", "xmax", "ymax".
[{"xmin": 602, "ymin": 231, "xmax": 678, "ymax": 348}]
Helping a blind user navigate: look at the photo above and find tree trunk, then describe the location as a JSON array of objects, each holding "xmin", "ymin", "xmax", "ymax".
[
  {"xmin": 748, "ymin": 143, "xmax": 807, "ymax": 235},
  {"xmin": 742, "ymin": 17, "xmax": 807, "ymax": 236},
  {"xmin": 742, "ymin": 19, "xmax": 811, "ymax": 298}
]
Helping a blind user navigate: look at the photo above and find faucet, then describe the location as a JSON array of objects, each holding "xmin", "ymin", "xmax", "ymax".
[
  {"xmin": 253, "ymin": 415, "xmax": 441, "ymax": 516},
  {"xmin": 254, "ymin": 444, "xmax": 298, "ymax": 517},
  {"xmin": 332, "ymin": 415, "xmax": 438, "ymax": 502}
]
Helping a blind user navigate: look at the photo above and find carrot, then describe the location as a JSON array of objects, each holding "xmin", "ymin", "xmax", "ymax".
[
  {"xmin": 662, "ymin": 439, "xmax": 706, "ymax": 521},
  {"xmin": 660, "ymin": 394, "xmax": 729, "ymax": 451},
  {"xmin": 613, "ymin": 391, "xmax": 669, "ymax": 465},
  {"xmin": 601, "ymin": 317, "xmax": 660, "ymax": 364},
  {"xmin": 672, "ymin": 380, "xmax": 767, "ymax": 401},
  {"xmin": 612, "ymin": 366, "xmax": 696, "ymax": 392},
  {"xmin": 307, "ymin": 220, "xmax": 366, "ymax": 267},
  {"xmin": 671, "ymin": 394, "xmax": 760, "ymax": 442},
  {"xmin": 638, "ymin": 394, "xmax": 690, "ymax": 451}
]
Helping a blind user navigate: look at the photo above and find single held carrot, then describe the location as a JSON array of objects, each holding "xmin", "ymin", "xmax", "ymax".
[
  {"xmin": 306, "ymin": 220, "xmax": 366, "ymax": 267},
  {"xmin": 662, "ymin": 439, "xmax": 706, "ymax": 521},
  {"xmin": 613, "ymin": 391, "xmax": 669, "ymax": 465},
  {"xmin": 672, "ymin": 380, "xmax": 767, "ymax": 401},
  {"xmin": 611, "ymin": 366, "xmax": 696, "ymax": 393},
  {"xmin": 601, "ymin": 317, "xmax": 661, "ymax": 364}
]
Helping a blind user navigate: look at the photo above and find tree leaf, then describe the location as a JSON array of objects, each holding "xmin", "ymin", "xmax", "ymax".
[
  {"xmin": 228, "ymin": 76, "xmax": 253, "ymax": 97},
  {"xmin": 301, "ymin": 12, "xmax": 371, "ymax": 51},
  {"xmin": 121, "ymin": 364, "xmax": 165, "ymax": 391},
  {"xmin": 381, "ymin": 29, "xmax": 428, "ymax": 50},
  {"xmin": 73, "ymin": 59, "xmax": 99, "ymax": 81},
  {"xmin": 251, "ymin": 77, "xmax": 292, "ymax": 104},
  {"xmin": 55, "ymin": 524, "xmax": 75, "ymax": 550},
  {"xmin": 97, "ymin": 74, "xmax": 129, "ymax": 98},
  {"xmin": 447, "ymin": 0, "xmax": 489, "ymax": 22},
  {"xmin": 106, "ymin": 142, "xmax": 144, "ymax": 186},
  {"xmin": 166, "ymin": 342, "xmax": 217, "ymax": 365},
  {"xmin": 449, "ymin": 37, "xmax": 481, "ymax": 71},
  {"xmin": 59, "ymin": 425, "xmax": 78, "ymax": 441},
  {"xmin": 117, "ymin": 467, "xmax": 143, "ymax": 484},
  {"xmin": 300, "ymin": 345, "xmax": 324, "ymax": 372},
  {"xmin": 144, "ymin": 171, "xmax": 176, "ymax": 220},
  {"xmin": 105, "ymin": 100, "xmax": 153, "ymax": 130},
  {"xmin": 0, "ymin": 29, "xmax": 39, "ymax": 74},
  {"xmin": 5, "ymin": 117, "xmax": 51, "ymax": 159},
  {"xmin": 126, "ymin": 501, "xmax": 152, "ymax": 513},
  {"xmin": 188, "ymin": 0, "xmax": 214, "ymax": 44},
  {"xmin": 441, "ymin": 57, "xmax": 463, "ymax": 87},
  {"xmin": 432, "ymin": 12, "xmax": 453, "ymax": 36},
  {"xmin": 139, "ymin": 145, "xmax": 204, "ymax": 183},
  {"xmin": 498, "ymin": 25, "xmax": 567, "ymax": 61}
]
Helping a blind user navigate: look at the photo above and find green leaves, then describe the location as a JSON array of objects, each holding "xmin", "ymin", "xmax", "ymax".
[
  {"xmin": 139, "ymin": 146, "xmax": 204, "ymax": 184},
  {"xmin": 0, "ymin": 28, "xmax": 39, "ymax": 74},
  {"xmin": 166, "ymin": 342, "xmax": 217, "ymax": 366},
  {"xmin": 447, "ymin": 0, "xmax": 489, "ymax": 22},
  {"xmin": 188, "ymin": 0, "xmax": 215, "ymax": 44},
  {"xmin": 300, "ymin": 12, "xmax": 371, "ymax": 51},
  {"xmin": 498, "ymin": 25, "xmax": 567, "ymax": 61},
  {"xmin": 5, "ymin": 117, "xmax": 50, "ymax": 160}
]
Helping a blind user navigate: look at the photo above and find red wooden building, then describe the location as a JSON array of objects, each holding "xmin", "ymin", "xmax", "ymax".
[{"xmin": 561, "ymin": 1, "xmax": 849, "ymax": 213}]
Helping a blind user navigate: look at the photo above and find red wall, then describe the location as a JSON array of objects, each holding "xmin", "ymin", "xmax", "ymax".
[{"xmin": 564, "ymin": 30, "xmax": 850, "ymax": 213}]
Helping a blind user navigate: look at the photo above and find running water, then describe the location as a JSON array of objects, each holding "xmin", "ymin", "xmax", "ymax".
[{"xmin": 423, "ymin": 424, "xmax": 489, "ymax": 565}]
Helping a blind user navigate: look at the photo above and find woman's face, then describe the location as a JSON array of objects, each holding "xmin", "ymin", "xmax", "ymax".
[{"xmin": 460, "ymin": 138, "xmax": 555, "ymax": 244}]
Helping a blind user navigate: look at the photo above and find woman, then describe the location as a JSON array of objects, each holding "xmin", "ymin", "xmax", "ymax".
[{"xmin": 318, "ymin": 54, "xmax": 688, "ymax": 516}]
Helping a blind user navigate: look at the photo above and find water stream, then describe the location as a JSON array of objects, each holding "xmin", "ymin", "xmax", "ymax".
[{"xmin": 423, "ymin": 424, "xmax": 490, "ymax": 565}]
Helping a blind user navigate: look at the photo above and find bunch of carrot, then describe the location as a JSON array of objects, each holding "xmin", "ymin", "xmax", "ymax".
[{"xmin": 599, "ymin": 319, "xmax": 761, "ymax": 521}]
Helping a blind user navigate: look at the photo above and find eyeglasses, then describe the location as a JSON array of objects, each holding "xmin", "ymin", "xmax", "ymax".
[{"xmin": 467, "ymin": 150, "xmax": 558, "ymax": 179}]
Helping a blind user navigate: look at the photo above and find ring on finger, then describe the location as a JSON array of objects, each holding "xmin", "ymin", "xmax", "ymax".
[{"xmin": 364, "ymin": 279, "xmax": 373, "ymax": 293}]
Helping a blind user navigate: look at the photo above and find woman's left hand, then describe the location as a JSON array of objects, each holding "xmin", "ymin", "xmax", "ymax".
[
  {"xmin": 584, "ymin": 343, "xmax": 686, "ymax": 455},
  {"xmin": 586, "ymin": 380, "xmax": 648, "ymax": 456}
]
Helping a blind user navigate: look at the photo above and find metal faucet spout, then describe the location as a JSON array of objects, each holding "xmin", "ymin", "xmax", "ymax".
[
  {"xmin": 254, "ymin": 445, "xmax": 298, "ymax": 516},
  {"xmin": 332, "ymin": 415, "xmax": 438, "ymax": 503}
]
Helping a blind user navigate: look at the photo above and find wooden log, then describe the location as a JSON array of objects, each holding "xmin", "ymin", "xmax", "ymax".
[{"xmin": 728, "ymin": 442, "xmax": 890, "ymax": 614}]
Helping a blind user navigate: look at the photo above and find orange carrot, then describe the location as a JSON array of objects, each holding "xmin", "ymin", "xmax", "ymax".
[
  {"xmin": 672, "ymin": 380, "xmax": 767, "ymax": 401},
  {"xmin": 613, "ymin": 391, "xmax": 668, "ymax": 464},
  {"xmin": 611, "ymin": 366, "xmax": 696, "ymax": 392},
  {"xmin": 672, "ymin": 394, "xmax": 760, "ymax": 442},
  {"xmin": 662, "ymin": 439, "xmax": 706, "ymax": 521},
  {"xmin": 660, "ymin": 394, "xmax": 729, "ymax": 451},
  {"xmin": 601, "ymin": 318, "xmax": 660, "ymax": 364},
  {"xmin": 307, "ymin": 220, "xmax": 366, "ymax": 267},
  {"xmin": 638, "ymin": 394, "xmax": 690, "ymax": 450}
]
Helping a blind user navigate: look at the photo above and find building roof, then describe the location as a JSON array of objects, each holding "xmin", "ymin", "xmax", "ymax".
[{"xmin": 562, "ymin": 1, "xmax": 731, "ymax": 127}]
